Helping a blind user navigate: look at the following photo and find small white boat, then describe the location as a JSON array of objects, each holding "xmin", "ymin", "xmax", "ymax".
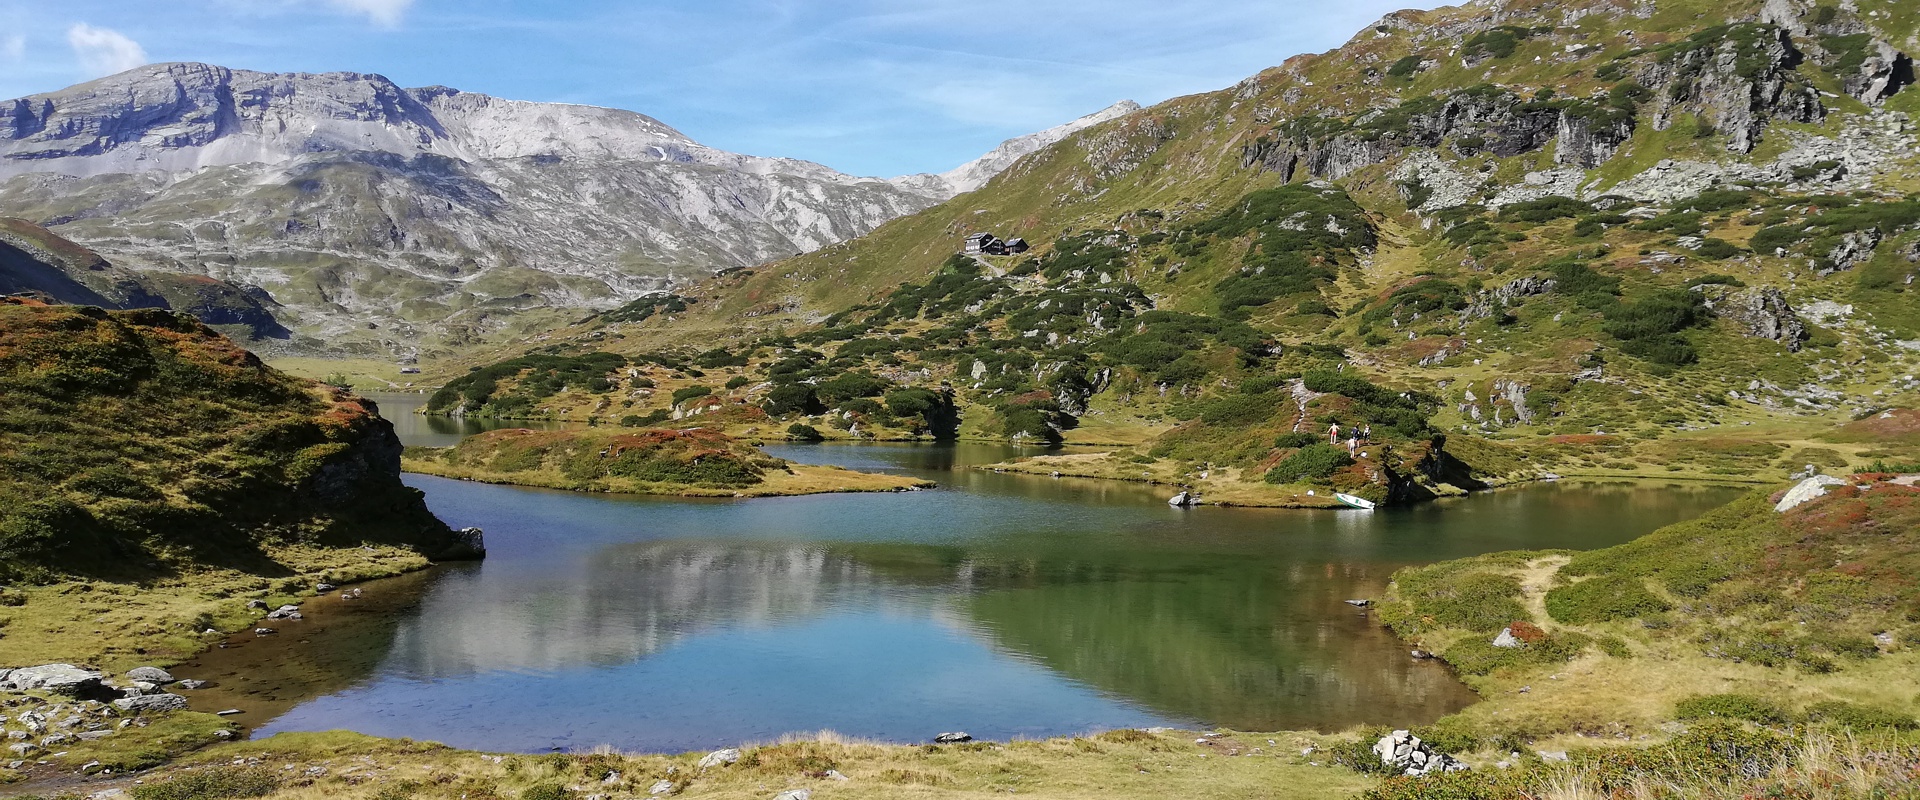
[{"xmin": 1333, "ymin": 492, "xmax": 1377, "ymax": 510}]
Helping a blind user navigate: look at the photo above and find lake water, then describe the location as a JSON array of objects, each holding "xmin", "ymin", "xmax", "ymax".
[{"xmin": 177, "ymin": 393, "xmax": 1746, "ymax": 754}]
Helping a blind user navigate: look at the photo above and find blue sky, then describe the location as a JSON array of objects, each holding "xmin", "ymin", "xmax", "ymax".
[{"xmin": 0, "ymin": 0, "xmax": 1433, "ymax": 177}]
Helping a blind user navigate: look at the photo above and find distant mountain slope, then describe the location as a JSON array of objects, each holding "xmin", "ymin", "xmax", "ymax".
[
  {"xmin": 0, "ymin": 217, "xmax": 287, "ymax": 339},
  {"xmin": 0, "ymin": 63, "xmax": 1127, "ymax": 357}
]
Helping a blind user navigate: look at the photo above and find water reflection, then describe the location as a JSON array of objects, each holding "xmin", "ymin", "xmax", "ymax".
[
  {"xmin": 362, "ymin": 392, "xmax": 585, "ymax": 448},
  {"xmin": 220, "ymin": 430, "xmax": 1747, "ymax": 753}
]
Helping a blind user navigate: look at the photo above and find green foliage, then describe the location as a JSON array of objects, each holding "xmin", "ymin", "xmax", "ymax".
[
  {"xmin": 130, "ymin": 767, "xmax": 279, "ymax": 800},
  {"xmin": 1387, "ymin": 54, "xmax": 1425, "ymax": 79},
  {"xmin": 618, "ymin": 410, "xmax": 670, "ymax": 428},
  {"xmin": 1463, "ymin": 26, "xmax": 1535, "ymax": 60},
  {"xmin": 0, "ymin": 304, "xmax": 457, "ymax": 581},
  {"xmin": 1183, "ymin": 185, "xmax": 1375, "ymax": 318},
  {"xmin": 1804, "ymin": 701, "xmax": 1918, "ymax": 731},
  {"xmin": 1674, "ymin": 693, "xmax": 1791, "ymax": 725},
  {"xmin": 1328, "ymin": 732, "xmax": 1395, "ymax": 775},
  {"xmin": 1441, "ymin": 630, "xmax": 1593, "ymax": 676},
  {"xmin": 785, "ymin": 423, "xmax": 824, "ymax": 441},
  {"xmin": 670, "ymin": 385, "xmax": 712, "ymax": 405},
  {"xmin": 1264, "ymin": 444, "xmax": 1354, "ymax": 484},
  {"xmin": 1602, "ymin": 290, "xmax": 1707, "ymax": 366},
  {"xmin": 519, "ymin": 784, "xmax": 574, "ymax": 800},
  {"xmin": 1386, "ymin": 565, "xmax": 1527, "ymax": 634},
  {"xmin": 428, "ymin": 351, "xmax": 629, "ymax": 415},
  {"xmin": 1273, "ymin": 431, "xmax": 1320, "ymax": 448},
  {"xmin": 1544, "ymin": 575, "xmax": 1671, "ymax": 623},
  {"xmin": 598, "ymin": 294, "xmax": 689, "ymax": 324},
  {"xmin": 1498, "ymin": 196, "xmax": 1592, "ymax": 223}
]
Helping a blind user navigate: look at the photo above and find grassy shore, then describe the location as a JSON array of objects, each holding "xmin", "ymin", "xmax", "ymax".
[{"xmin": 398, "ymin": 427, "xmax": 931, "ymax": 497}]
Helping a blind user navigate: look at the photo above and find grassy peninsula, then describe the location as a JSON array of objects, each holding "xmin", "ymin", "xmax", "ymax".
[{"xmin": 400, "ymin": 427, "xmax": 931, "ymax": 497}]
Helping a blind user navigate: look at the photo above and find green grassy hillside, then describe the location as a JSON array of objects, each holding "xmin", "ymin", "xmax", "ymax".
[{"xmin": 0, "ymin": 298, "xmax": 470, "ymax": 584}]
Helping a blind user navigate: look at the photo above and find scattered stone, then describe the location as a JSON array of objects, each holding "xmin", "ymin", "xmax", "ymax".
[
  {"xmin": 933, "ymin": 732, "xmax": 973, "ymax": 744},
  {"xmin": 695, "ymin": 748, "xmax": 740, "ymax": 770},
  {"xmin": 1491, "ymin": 628, "xmax": 1524, "ymax": 648},
  {"xmin": 112, "ymin": 694, "xmax": 188, "ymax": 713},
  {"xmin": 316, "ymin": 583, "xmax": 337, "ymax": 593},
  {"xmin": 80, "ymin": 760, "xmax": 104, "ymax": 775},
  {"xmin": 1775, "ymin": 474, "xmax": 1849, "ymax": 512},
  {"xmin": 216, "ymin": 709, "xmax": 243, "ymax": 716},
  {"xmin": 824, "ymin": 769, "xmax": 849, "ymax": 781},
  {"xmin": 772, "ymin": 790, "xmax": 810, "ymax": 800},
  {"xmin": 1344, "ymin": 599, "xmax": 1372, "ymax": 607},
  {"xmin": 125, "ymin": 667, "xmax": 173, "ymax": 684},
  {"xmin": 648, "ymin": 780, "xmax": 677, "ymax": 796},
  {"xmin": 75, "ymin": 731, "xmax": 114, "ymax": 741},
  {"xmin": 212, "ymin": 729, "xmax": 235, "ymax": 740},
  {"xmin": 1410, "ymin": 650, "xmax": 1434, "ymax": 659},
  {"xmin": 6, "ymin": 743, "xmax": 35, "ymax": 756},
  {"xmin": 1537, "ymin": 750, "xmax": 1570, "ymax": 762},
  {"xmin": 246, "ymin": 600, "xmax": 268, "ymax": 610},
  {"xmin": 265, "ymin": 606, "xmax": 303, "ymax": 621},
  {"xmin": 1373, "ymin": 730, "xmax": 1469, "ymax": 776},
  {"xmin": 176, "ymin": 680, "xmax": 208, "ymax": 690},
  {"xmin": 254, "ymin": 628, "xmax": 277, "ymax": 636}
]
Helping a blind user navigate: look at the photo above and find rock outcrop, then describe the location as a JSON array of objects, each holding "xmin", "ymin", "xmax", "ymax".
[{"xmin": 1700, "ymin": 286, "xmax": 1809, "ymax": 351}]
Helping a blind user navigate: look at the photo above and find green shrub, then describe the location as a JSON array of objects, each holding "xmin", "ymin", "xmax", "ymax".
[
  {"xmin": 1273, "ymin": 432, "xmax": 1320, "ymax": 448},
  {"xmin": 1328, "ymin": 732, "xmax": 1394, "ymax": 775},
  {"xmin": 1674, "ymin": 693, "xmax": 1791, "ymax": 725},
  {"xmin": 671, "ymin": 385, "xmax": 713, "ymax": 405},
  {"xmin": 1361, "ymin": 771, "xmax": 1513, "ymax": 800},
  {"xmin": 520, "ymin": 785, "xmax": 574, "ymax": 800},
  {"xmin": 618, "ymin": 410, "xmax": 670, "ymax": 428},
  {"xmin": 131, "ymin": 768, "xmax": 279, "ymax": 800},
  {"xmin": 1264, "ymin": 444, "xmax": 1354, "ymax": 484},
  {"xmin": 785, "ymin": 424, "xmax": 824, "ymax": 441},
  {"xmin": 1544, "ymin": 574, "xmax": 1671, "ymax": 623},
  {"xmin": 1387, "ymin": 54, "xmax": 1425, "ymax": 79},
  {"xmin": 1804, "ymin": 700, "xmax": 1919, "ymax": 730}
]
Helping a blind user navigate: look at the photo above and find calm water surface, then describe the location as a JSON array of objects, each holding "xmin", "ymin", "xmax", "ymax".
[{"xmin": 182, "ymin": 393, "xmax": 1745, "ymax": 753}]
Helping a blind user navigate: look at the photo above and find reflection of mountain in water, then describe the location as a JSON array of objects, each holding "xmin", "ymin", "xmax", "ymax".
[{"xmin": 381, "ymin": 543, "xmax": 922, "ymax": 677}]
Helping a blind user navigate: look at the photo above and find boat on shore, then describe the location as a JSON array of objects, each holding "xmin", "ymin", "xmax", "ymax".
[{"xmin": 1334, "ymin": 492, "xmax": 1377, "ymax": 510}]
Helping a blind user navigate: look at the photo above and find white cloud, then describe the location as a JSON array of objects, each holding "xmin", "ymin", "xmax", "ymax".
[
  {"xmin": 66, "ymin": 23, "xmax": 147, "ymax": 77},
  {"xmin": 2, "ymin": 35, "xmax": 24, "ymax": 63},
  {"xmin": 327, "ymin": 0, "xmax": 415, "ymax": 27}
]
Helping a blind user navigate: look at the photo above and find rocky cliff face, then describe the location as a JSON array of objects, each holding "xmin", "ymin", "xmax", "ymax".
[{"xmin": 0, "ymin": 64, "xmax": 1127, "ymax": 357}]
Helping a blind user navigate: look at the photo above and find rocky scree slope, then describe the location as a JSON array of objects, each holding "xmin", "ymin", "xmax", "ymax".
[
  {"xmin": 0, "ymin": 298, "xmax": 474, "ymax": 584},
  {"xmin": 0, "ymin": 63, "xmax": 1127, "ymax": 357},
  {"xmin": 446, "ymin": 0, "xmax": 1920, "ymax": 491}
]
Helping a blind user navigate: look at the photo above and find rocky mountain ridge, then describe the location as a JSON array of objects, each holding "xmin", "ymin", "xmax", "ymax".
[{"xmin": 0, "ymin": 63, "xmax": 1130, "ymax": 357}]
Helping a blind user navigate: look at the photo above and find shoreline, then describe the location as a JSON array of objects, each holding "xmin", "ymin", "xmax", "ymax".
[{"xmin": 399, "ymin": 459, "xmax": 934, "ymax": 497}]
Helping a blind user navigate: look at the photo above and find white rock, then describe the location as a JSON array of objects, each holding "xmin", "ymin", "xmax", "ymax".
[{"xmin": 1775, "ymin": 475, "xmax": 1848, "ymax": 512}]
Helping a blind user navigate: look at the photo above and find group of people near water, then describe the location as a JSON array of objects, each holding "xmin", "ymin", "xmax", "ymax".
[{"xmin": 1330, "ymin": 422, "xmax": 1372, "ymax": 456}]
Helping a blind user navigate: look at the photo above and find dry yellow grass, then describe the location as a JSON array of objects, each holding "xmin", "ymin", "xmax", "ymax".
[{"xmin": 53, "ymin": 728, "xmax": 1378, "ymax": 800}]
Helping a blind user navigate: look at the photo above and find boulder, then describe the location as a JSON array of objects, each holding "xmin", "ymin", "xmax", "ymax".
[
  {"xmin": 125, "ymin": 667, "xmax": 174, "ymax": 684},
  {"xmin": 933, "ymin": 732, "xmax": 973, "ymax": 743},
  {"xmin": 112, "ymin": 694, "xmax": 189, "ymax": 713},
  {"xmin": 176, "ymin": 679, "xmax": 208, "ymax": 690},
  {"xmin": 648, "ymin": 780, "xmax": 677, "ymax": 796},
  {"xmin": 1491, "ymin": 628, "xmax": 1524, "ymax": 648},
  {"xmin": 696, "ymin": 748, "xmax": 740, "ymax": 770},
  {"xmin": 772, "ymin": 791, "xmax": 811, "ymax": 800},
  {"xmin": 1775, "ymin": 474, "xmax": 1848, "ymax": 512},
  {"xmin": 5, "ymin": 664, "xmax": 105, "ymax": 696}
]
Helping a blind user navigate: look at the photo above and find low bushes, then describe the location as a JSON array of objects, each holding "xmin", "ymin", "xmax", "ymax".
[
  {"xmin": 1264, "ymin": 444, "xmax": 1355, "ymax": 484},
  {"xmin": 1544, "ymin": 574, "xmax": 1671, "ymax": 623}
]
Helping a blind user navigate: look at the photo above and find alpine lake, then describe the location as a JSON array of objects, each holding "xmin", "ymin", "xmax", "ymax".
[{"xmin": 173, "ymin": 392, "xmax": 1746, "ymax": 754}]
